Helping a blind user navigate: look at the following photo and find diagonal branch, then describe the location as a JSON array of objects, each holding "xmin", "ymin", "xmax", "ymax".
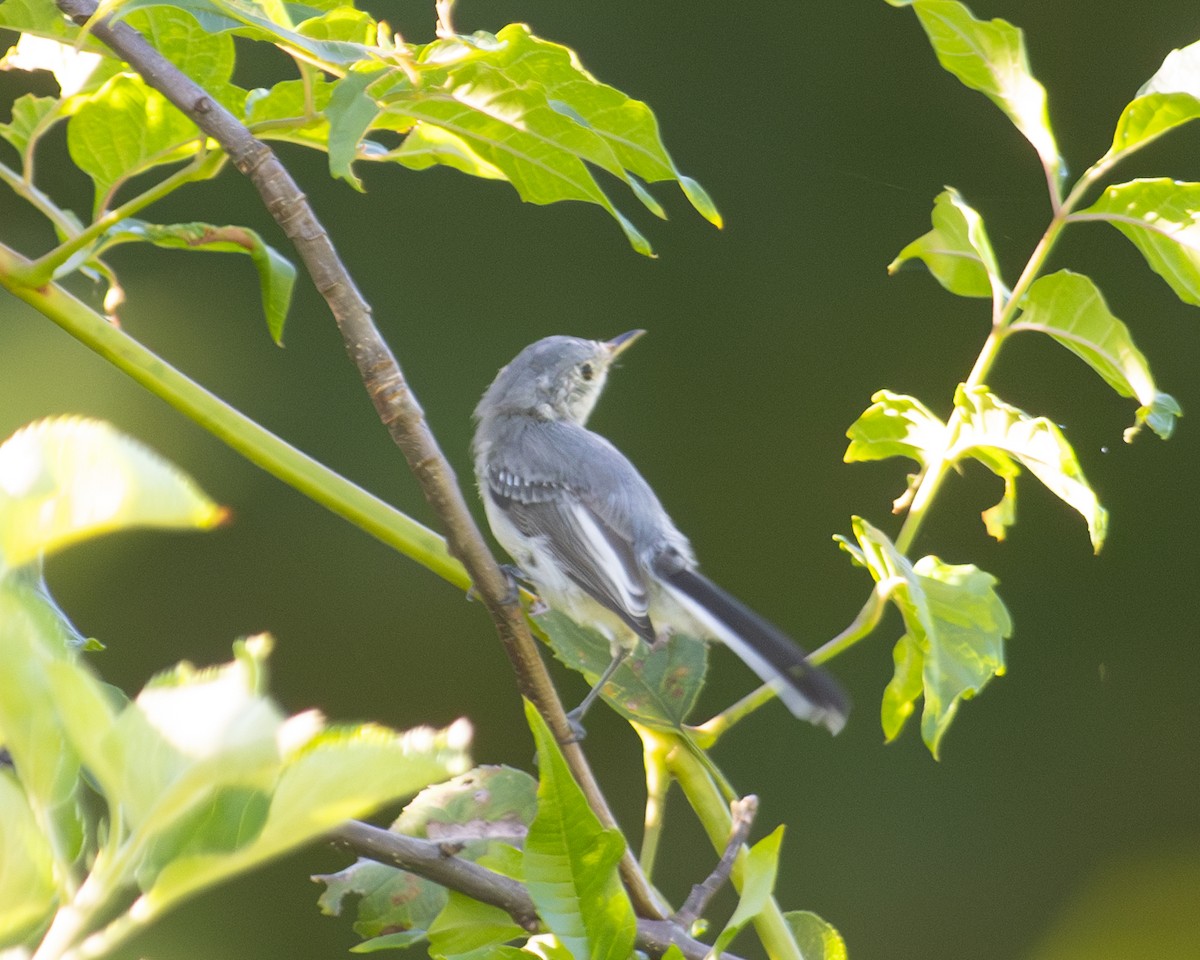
[
  {"xmin": 331, "ymin": 820, "xmax": 741, "ymax": 960},
  {"xmin": 52, "ymin": 0, "xmax": 663, "ymax": 919}
]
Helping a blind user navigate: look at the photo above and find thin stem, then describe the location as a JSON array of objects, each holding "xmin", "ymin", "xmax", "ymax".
[
  {"xmin": 0, "ymin": 242, "xmax": 468, "ymax": 590},
  {"xmin": 674, "ymin": 795, "xmax": 757, "ymax": 928},
  {"xmin": 23, "ymin": 151, "xmax": 226, "ymax": 286},
  {"xmin": 0, "ymin": 160, "xmax": 82, "ymax": 246},
  {"xmin": 666, "ymin": 743, "xmax": 802, "ymax": 960},
  {"xmin": 638, "ymin": 728, "xmax": 671, "ymax": 878}
]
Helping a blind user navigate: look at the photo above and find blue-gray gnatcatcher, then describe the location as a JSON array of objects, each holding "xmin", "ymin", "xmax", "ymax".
[{"xmin": 472, "ymin": 331, "xmax": 849, "ymax": 735}]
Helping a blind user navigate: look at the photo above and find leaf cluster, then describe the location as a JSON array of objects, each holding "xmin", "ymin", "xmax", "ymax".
[
  {"xmin": 0, "ymin": 418, "xmax": 471, "ymax": 958},
  {"xmin": 838, "ymin": 0, "xmax": 1199, "ymax": 755}
]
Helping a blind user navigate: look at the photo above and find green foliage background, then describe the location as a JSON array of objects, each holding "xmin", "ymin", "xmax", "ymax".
[{"xmin": 1, "ymin": 1, "xmax": 1197, "ymax": 959}]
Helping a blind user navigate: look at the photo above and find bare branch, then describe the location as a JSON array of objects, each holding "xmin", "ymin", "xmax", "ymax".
[
  {"xmin": 52, "ymin": 0, "xmax": 664, "ymax": 918},
  {"xmin": 674, "ymin": 795, "xmax": 758, "ymax": 928}
]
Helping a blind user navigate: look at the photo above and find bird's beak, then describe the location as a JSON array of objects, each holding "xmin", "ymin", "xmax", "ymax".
[{"xmin": 605, "ymin": 329, "xmax": 646, "ymax": 357}]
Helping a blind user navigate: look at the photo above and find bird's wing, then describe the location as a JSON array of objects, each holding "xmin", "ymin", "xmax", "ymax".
[{"xmin": 485, "ymin": 462, "xmax": 656, "ymax": 643}]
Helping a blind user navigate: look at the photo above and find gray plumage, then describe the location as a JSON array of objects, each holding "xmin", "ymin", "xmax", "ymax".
[{"xmin": 473, "ymin": 332, "xmax": 849, "ymax": 734}]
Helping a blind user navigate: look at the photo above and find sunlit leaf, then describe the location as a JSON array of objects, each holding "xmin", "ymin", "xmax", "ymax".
[
  {"xmin": 524, "ymin": 701, "xmax": 635, "ymax": 960},
  {"xmin": 145, "ymin": 714, "xmax": 472, "ymax": 912},
  {"xmin": 0, "ymin": 771, "xmax": 57, "ymax": 946},
  {"xmin": 709, "ymin": 826, "xmax": 784, "ymax": 959},
  {"xmin": 67, "ymin": 73, "xmax": 203, "ymax": 211},
  {"xmin": 0, "ymin": 94, "xmax": 60, "ymax": 157},
  {"xmin": 427, "ymin": 891, "xmax": 526, "ymax": 958},
  {"xmin": 1138, "ymin": 38, "xmax": 1200, "ymax": 97},
  {"xmin": 243, "ymin": 76, "xmax": 335, "ymax": 151},
  {"xmin": 784, "ymin": 911, "xmax": 848, "ymax": 960},
  {"xmin": 0, "ymin": 0, "xmax": 80, "ymax": 38},
  {"xmin": 846, "ymin": 517, "xmax": 1010, "ymax": 758},
  {"xmin": 1101, "ymin": 39, "xmax": 1200, "ymax": 157},
  {"xmin": 888, "ymin": 0, "xmax": 1060, "ymax": 181},
  {"xmin": 0, "ymin": 417, "xmax": 225, "ymax": 571},
  {"xmin": 889, "ymin": 188, "xmax": 1002, "ymax": 297},
  {"xmin": 881, "ymin": 632, "xmax": 924, "ymax": 742},
  {"xmin": 950, "ymin": 385, "xmax": 1108, "ymax": 551},
  {"xmin": 1011, "ymin": 268, "xmax": 1180, "ymax": 440},
  {"xmin": 0, "ymin": 32, "xmax": 108, "ymax": 96},
  {"xmin": 536, "ymin": 610, "xmax": 705, "ymax": 729},
  {"xmin": 1084, "ymin": 178, "xmax": 1200, "ymax": 312},
  {"xmin": 0, "ymin": 576, "xmax": 87, "ymax": 873},
  {"xmin": 844, "ymin": 390, "xmax": 946, "ymax": 466},
  {"xmin": 122, "ymin": 6, "xmax": 235, "ymax": 90},
  {"xmin": 94, "ymin": 220, "xmax": 297, "ymax": 344},
  {"xmin": 1108, "ymin": 92, "xmax": 1200, "ymax": 159},
  {"xmin": 363, "ymin": 23, "xmax": 719, "ymax": 254}
]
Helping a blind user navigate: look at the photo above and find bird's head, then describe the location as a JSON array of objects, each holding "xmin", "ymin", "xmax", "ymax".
[{"xmin": 476, "ymin": 330, "xmax": 645, "ymax": 425}]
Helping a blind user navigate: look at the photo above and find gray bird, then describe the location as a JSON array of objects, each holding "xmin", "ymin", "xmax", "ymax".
[{"xmin": 472, "ymin": 331, "xmax": 849, "ymax": 735}]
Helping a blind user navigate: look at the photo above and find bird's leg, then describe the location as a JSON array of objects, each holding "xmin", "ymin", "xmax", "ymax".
[
  {"xmin": 466, "ymin": 563, "xmax": 529, "ymax": 606},
  {"xmin": 565, "ymin": 648, "xmax": 630, "ymax": 741}
]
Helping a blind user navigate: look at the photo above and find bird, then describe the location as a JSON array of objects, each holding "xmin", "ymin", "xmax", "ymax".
[{"xmin": 472, "ymin": 331, "xmax": 849, "ymax": 735}]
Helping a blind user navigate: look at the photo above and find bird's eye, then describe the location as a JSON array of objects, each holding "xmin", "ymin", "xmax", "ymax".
[{"xmin": 579, "ymin": 362, "xmax": 594, "ymax": 381}]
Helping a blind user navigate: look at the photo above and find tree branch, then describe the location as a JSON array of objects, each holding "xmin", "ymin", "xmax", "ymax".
[
  {"xmin": 674, "ymin": 795, "xmax": 757, "ymax": 928},
  {"xmin": 52, "ymin": 0, "xmax": 664, "ymax": 919},
  {"xmin": 330, "ymin": 821, "xmax": 741, "ymax": 960}
]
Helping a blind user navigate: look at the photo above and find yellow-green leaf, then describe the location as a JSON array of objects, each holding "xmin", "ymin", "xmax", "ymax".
[{"xmin": 0, "ymin": 417, "xmax": 226, "ymax": 571}]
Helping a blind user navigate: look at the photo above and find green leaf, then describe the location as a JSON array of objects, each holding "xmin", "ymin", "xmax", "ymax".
[
  {"xmin": 316, "ymin": 858, "xmax": 446, "ymax": 952},
  {"xmin": 710, "ymin": 826, "xmax": 784, "ymax": 959},
  {"xmin": 316, "ymin": 765, "xmax": 533, "ymax": 953},
  {"xmin": 783, "ymin": 911, "xmax": 848, "ymax": 960},
  {"xmin": 0, "ymin": 575, "xmax": 87, "ymax": 871},
  {"xmin": 1102, "ymin": 39, "xmax": 1200, "ymax": 157},
  {"xmin": 523, "ymin": 701, "xmax": 635, "ymax": 960},
  {"xmin": 892, "ymin": 0, "xmax": 1060, "ymax": 181},
  {"xmin": 881, "ymin": 633, "xmax": 925, "ymax": 742},
  {"xmin": 0, "ymin": 94, "xmax": 60, "ymax": 158},
  {"xmin": 388, "ymin": 124, "xmax": 507, "ymax": 181},
  {"xmin": 427, "ymin": 891, "xmax": 526, "ymax": 958},
  {"xmin": 1084, "ymin": 178, "xmax": 1200, "ymax": 311},
  {"xmin": 325, "ymin": 64, "xmax": 389, "ymax": 190},
  {"xmin": 1138, "ymin": 38, "xmax": 1200, "ymax": 97},
  {"xmin": 1011, "ymin": 268, "xmax": 1180, "ymax": 441},
  {"xmin": 244, "ymin": 76, "xmax": 335, "ymax": 151},
  {"xmin": 367, "ymin": 23, "xmax": 719, "ymax": 254},
  {"xmin": 391, "ymin": 765, "xmax": 537, "ymax": 851},
  {"xmin": 1108, "ymin": 93, "xmax": 1200, "ymax": 159},
  {"xmin": 889, "ymin": 187, "xmax": 1002, "ymax": 297},
  {"xmin": 844, "ymin": 390, "xmax": 946, "ymax": 466},
  {"xmin": 94, "ymin": 220, "xmax": 297, "ymax": 344},
  {"xmin": 847, "ymin": 517, "xmax": 1010, "ymax": 758},
  {"xmin": 0, "ymin": 771, "xmax": 58, "ymax": 946},
  {"xmin": 67, "ymin": 73, "xmax": 202, "ymax": 211},
  {"xmin": 122, "ymin": 6, "xmax": 235, "ymax": 90},
  {"xmin": 0, "ymin": 417, "xmax": 226, "ymax": 571},
  {"xmin": 535, "ymin": 610, "xmax": 706, "ymax": 729},
  {"xmin": 144, "ymin": 710, "xmax": 472, "ymax": 912},
  {"xmin": 950, "ymin": 385, "xmax": 1109, "ymax": 551},
  {"xmin": 0, "ymin": 0, "xmax": 79, "ymax": 37}
]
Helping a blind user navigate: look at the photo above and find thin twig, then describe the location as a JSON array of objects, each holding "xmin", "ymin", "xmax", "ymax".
[
  {"xmin": 673, "ymin": 795, "xmax": 758, "ymax": 928},
  {"xmin": 52, "ymin": 0, "xmax": 663, "ymax": 919},
  {"xmin": 330, "ymin": 821, "xmax": 743, "ymax": 960}
]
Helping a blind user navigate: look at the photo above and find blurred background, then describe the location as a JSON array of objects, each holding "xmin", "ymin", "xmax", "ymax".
[{"xmin": 2, "ymin": 1, "xmax": 1198, "ymax": 958}]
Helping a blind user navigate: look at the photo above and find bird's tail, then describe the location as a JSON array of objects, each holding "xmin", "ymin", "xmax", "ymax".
[{"xmin": 658, "ymin": 566, "xmax": 850, "ymax": 734}]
